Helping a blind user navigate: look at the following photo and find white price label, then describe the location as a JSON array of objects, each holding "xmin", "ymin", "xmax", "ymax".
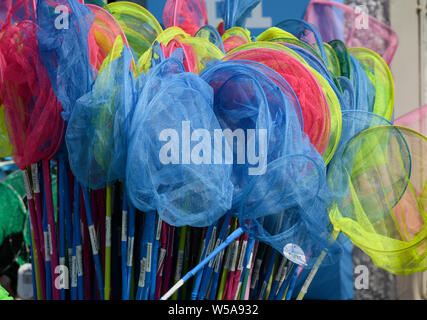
[
  {"xmin": 89, "ymin": 225, "xmax": 98, "ymax": 255},
  {"xmin": 155, "ymin": 218, "xmax": 162, "ymax": 241},
  {"xmin": 138, "ymin": 258, "xmax": 146, "ymax": 288},
  {"xmin": 283, "ymin": 244, "xmax": 307, "ymax": 266},
  {"xmin": 22, "ymin": 171, "xmax": 33, "ymax": 200},
  {"xmin": 121, "ymin": 210, "xmax": 128, "ymax": 242},
  {"xmin": 174, "ymin": 250, "xmax": 184, "ymax": 281},
  {"xmin": 105, "ymin": 216, "xmax": 112, "ymax": 247}
]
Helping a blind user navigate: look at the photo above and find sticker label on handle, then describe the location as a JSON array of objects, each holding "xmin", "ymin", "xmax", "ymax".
[
  {"xmin": 71, "ymin": 255, "xmax": 77, "ymax": 287},
  {"xmin": 250, "ymin": 259, "xmax": 262, "ymax": 289},
  {"xmin": 127, "ymin": 236, "xmax": 134, "ymax": 267},
  {"xmin": 223, "ymin": 242, "xmax": 234, "ymax": 270},
  {"xmin": 283, "ymin": 243, "xmax": 307, "ymax": 266},
  {"xmin": 76, "ymin": 245, "xmax": 83, "ymax": 277},
  {"xmin": 146, "ymin": 243, "xmax": 152, "ymax": 273},
  {"xmin": 105, "ymin": 216, "xmax": 112, "ymax": 248},
  {"xmin": 31, "ymin": 164, "xmax": 40, "ymax": 194},
  {"xmin": 47, "ymin": 225, "xmax": 53, "ymax": 256},
  {"xmin": 89, "ymin": 225, "xmax": 98, "ymax": 255},
  {"xmin": 237, "ymin": 240, "xmax": 247, "ymax": 271},
  {"xmin": 22, "ymin": 171, "xmax": 33, "ymax": 200},
  {"xmin": 214, "ymin": 249, "xmax": 225, "ymax": 273},
  {"xmin": 121, "ymin": 210, "xmax": 128, "ymax": 242},
  {"xmin": 276, "ymin": 258, "xmax": 288, "ymax": 282},
  {"xmin": 207, "ymin": 227, "xmax": 217, "ymax": 256},
  {"xmin": 138, "ymin": 258, "xmax": 146, "ymax": 288}
]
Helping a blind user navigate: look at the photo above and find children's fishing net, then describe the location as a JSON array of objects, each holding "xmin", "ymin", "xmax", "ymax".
[
  {"xmin": 220, "ymin": 0, "xmax": 261, "ymax": 30},
  {"xmin": 107, "ymin": 1, "xmax": 162, "ymax": 59},
  {"xmin": 163, "ymin": 0, "xmax": 208, "ymax": 36},
  {"xmin": 223, "ymin": 48, "xmax": 331, "ymax": 156},
  {"xmin": 66, "ymin": 37, "xmax": 137, "ymax": 189},
  {"xmin": 304, "ymin": 0, "xmax": 399, "ymax": 65},
  {"xmin": 328, "ymin": 124, "xmax": 427, "ymax": 275},
  {"xmin": 0, "ymin": 3, "xmax": 65, "ymax": 169},
  {"xmin": 36, "ymin": 0, "xmax": 95, "ymax": 122},
  {"xmin": 200, "ymin": 60, "xmax": 341, "ymax": 267},
  {"xmin": 395, "ymin": 105, "xmax": 427, "ymax": 136},
  {"xmin": 127, "ymin": 55, "xmax": 233, "ymax": 227},
  {"xmin": 349, "ymin": 48, "xmax": 394, "ymax": 121}
]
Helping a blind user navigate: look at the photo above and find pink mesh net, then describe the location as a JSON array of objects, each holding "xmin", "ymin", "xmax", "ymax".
[
  {"xmin": 395, "ymin": 106, "xmax": 427, "ymax": 136},
  {"xmin": 304, "ymin": 0, "xmax": 399, "ymax": 65},
  {"xmin": 0, "ymin": 8, "xmax": 65, "ymax": 169},
  {"xmin": 223, "ymin": 35, "xmax": 249, "ymax": 53},
  {"xmin": 162, "ymin": 38, "xmax": 200, "ymax": 73},
  {"xmin": 163, "ymin": 0, "xmax": 208, "ymax": 36}
]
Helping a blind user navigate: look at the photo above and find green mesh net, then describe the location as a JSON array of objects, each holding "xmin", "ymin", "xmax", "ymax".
[{"xmin": 329, "ymin": 126, "xmax": 427, "ymax": 275}]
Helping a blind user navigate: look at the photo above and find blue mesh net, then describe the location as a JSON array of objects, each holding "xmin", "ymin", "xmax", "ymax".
[
  {"xmin": 337, "ymin": 76, "xmax": 355, "ymax": 111},
  {"xmin": 200, "ymin": 60, "xmax": 340, "ymax": 266},
  {"xmin": 36, "ymin": 0, "xmax": 95, "ymax": 122},
  {"xmin": 276, "ymin": 19, "xmax": 327, "ymax": 66},
  {"xmin": 127, "ymin": 55, "xmax": 233, "ymax": 227},
  {"xmin": 284, "ymin": 44, "xmax": 347, "ymax": 114},
  {"xmin": 66, "ymin": 41, "xmax": 138, "ymax": 189},
  {"xmin": 194, "ymin": 25, "xmax": 226, "ymax": 54}
]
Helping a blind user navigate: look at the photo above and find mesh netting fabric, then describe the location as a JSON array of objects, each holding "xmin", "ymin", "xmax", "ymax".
[
  {"xmin": 328, "ymin": 126, "xmax": 427, "ymax": 275},
  {"xmin": 200, "ymin": 60, "xmax": 341, "ymax": 266},
  {"xmin": 276, "ymin": 19, "xmax": 327, "ymax": 66},
  {"xmin": 0, "ymin": 104, "xmax": 11, "ymax": 158},
  {"xmin": 66, "ymin": 38, "xmax": 138, "ymax": 189},
  {"xmin": 223, "ymin": 48, "xmax": 331, "ymax": 156},
  {"xmin": 0, "ymin": 16, "xmax": 65, "ymax": 169},
  {"xmin": 108, "ymin": 1, "xmax": 162, "ymax": 59},
  {"xmin": 194, "ymin": 25, "xmax": 226, "ymax": 54},
  {"xmin": 87, "ymin": 4, "xmax": 130, "ymax": 72},
  {"xmin": 127, "ymin": 55, "xmax": 233, "ymax": 227},
  {"xmin": 220, "ymin": 0, "xmax": 261, "ymax": 30},
  {"xmin": 163, "ymin": 0, "xmax": 208, "ymax": 36},
  {"xmin": 349, "ymin": 48, "xmax": 394, "ymax": 121},
  {"xmin": 304, "ymin": 0, "xmax": 399, "ymax": 65},
  {"xmin": 395, "ymin": 105, "xmax": 427, "ymax": 136}
]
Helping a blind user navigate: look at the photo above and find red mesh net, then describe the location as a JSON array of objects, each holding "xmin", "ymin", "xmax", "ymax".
[
  {"xmin": 224, "ymin": 48, "xmax": 331, "ymax": 155},
  {"xmin": 395, "ymin": 106, "xmax": 427, "ymax": 136}
]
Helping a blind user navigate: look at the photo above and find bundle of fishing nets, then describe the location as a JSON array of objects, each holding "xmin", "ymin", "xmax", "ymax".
[{"xmin": 1, "ymin": 0, "xmax": 427, "ymax": 301}]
